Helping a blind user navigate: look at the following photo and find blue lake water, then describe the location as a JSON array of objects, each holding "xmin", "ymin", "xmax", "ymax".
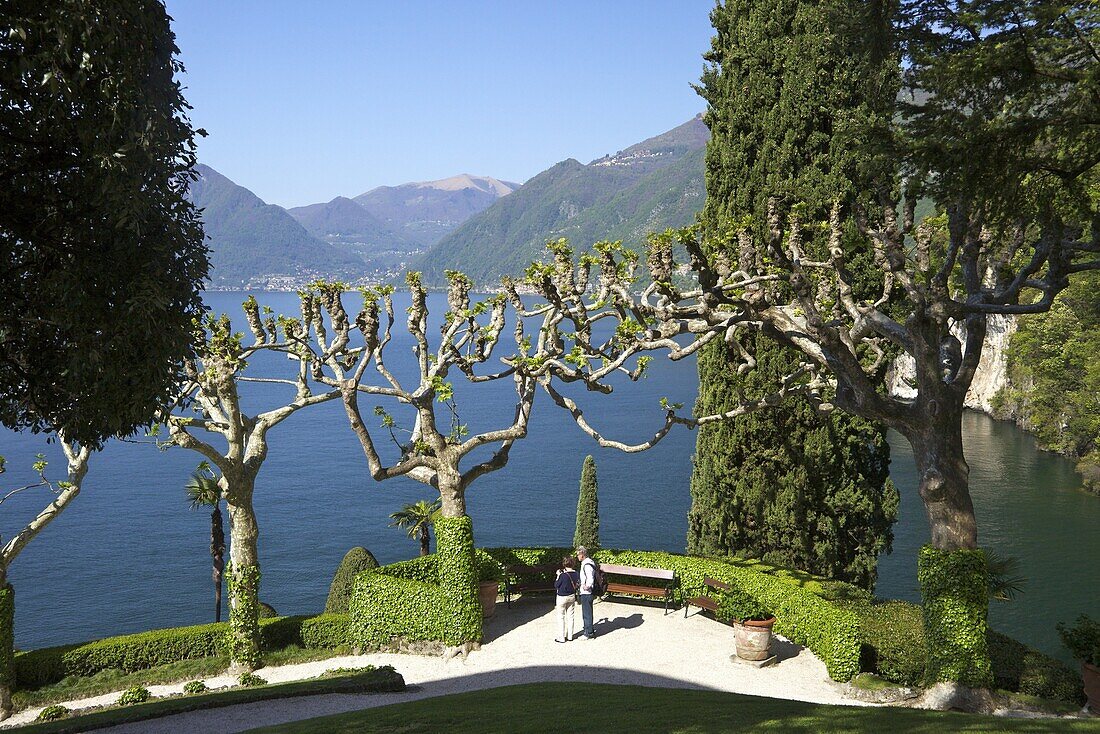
[{"xmin": 0, "ymin": 291, "xmax": 1095, "ymax": 664}]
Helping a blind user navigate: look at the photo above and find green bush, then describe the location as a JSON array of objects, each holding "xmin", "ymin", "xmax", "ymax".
[
  {"xmin": 182, "ymin": 680, "xmax": 207, "ymax": 694},
  {"xmin": 36, "ymin": 703, "xmax": 68, "ymax": 721},
  {"xmin": 14, "ymin": 613, "xmax": 353, "ymax": 690},
  {"xmin": 846, "ymin": 599, "xmax": 1084, "ymax": 704},
  {"xmin": 1057, "ymin": 615, "xmax": 1100, "ymax": 667},
  {"xmin": 237, "ymin": 672, "xmax": 266, "ymax": 687},
  {"xmin": 917, "ymin": 546, "xmax": 993, "ymax": 687},
  {"xmin": 716, "ymin": 582, "xmax": 771, "ymax": 623},
  {"xmin": 117, "ymin": 685, "xmax": 150, "ymax": 705},
  {"xmin": 325, "ymin": 547, "xmax": 380, "ymax": 614},
  {"xmin": 257, "ymin": 601, "xmax": 278, "ymax": 619},
  {"xmin": 350, "ymin": 517, "xmax": 484, "ymax": 650}
]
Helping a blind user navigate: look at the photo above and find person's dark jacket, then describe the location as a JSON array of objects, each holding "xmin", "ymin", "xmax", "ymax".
[{"xmin": 555, "ymin": 569, "xmax": 579, "ymax": 596}]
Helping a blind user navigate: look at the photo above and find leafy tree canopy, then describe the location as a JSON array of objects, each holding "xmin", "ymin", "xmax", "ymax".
[{"xmin": 0, "ymin": 0, "xmax": 208, "ymax": 447}]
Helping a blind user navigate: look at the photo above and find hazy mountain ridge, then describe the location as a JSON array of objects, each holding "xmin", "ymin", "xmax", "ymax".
[
  {"xmin": 418, "ymin": 116, "xmax": 709, "ymax": 286},
  {"xmin": 189, "ymin": 164, "xmax": 365, "ymax": 289}
]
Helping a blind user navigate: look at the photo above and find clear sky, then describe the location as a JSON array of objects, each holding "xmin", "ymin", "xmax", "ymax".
[{"xmin": 166, "ymin": 1, "xmax": 716, "ymax": 208}]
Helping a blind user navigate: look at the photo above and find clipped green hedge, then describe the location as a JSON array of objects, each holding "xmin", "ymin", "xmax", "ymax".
[
  {"xmin": 325, "ymin": 547, "xmax": 380, "ymax": 614},
  {"xmin": 14, "ymin": 613, "xmax": 352, "ymax": 690},
  {"xmin": 846, "ymin": 599, "xmax": 1084, "ymax": 704},
  {"xmin": 349, "ymin": 516, "xmax": 486, "ymax": 650},
  {"xmin": 480, "ymin": 547, "xmax": 861, "ymax": 682},
  {"xmin": 918, "ymin": 546, "xmax": 993, "ymax": 687}
]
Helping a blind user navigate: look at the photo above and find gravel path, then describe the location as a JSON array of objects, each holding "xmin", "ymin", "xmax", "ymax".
[{"xmin": 6, "ymin": 598, "xmax": 870, "ymax": 732}]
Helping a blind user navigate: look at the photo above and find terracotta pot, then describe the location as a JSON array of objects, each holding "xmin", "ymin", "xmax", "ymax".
[
  {"xmin": 478, "ymin": 581, "xmax": 500, "ymax": 618},
  {"xmin": 733, "ymin": 616, "xmax": 776, "ymax": 661},
  {"xmin": 1083, "ymin": 661, "xmax": 1100, "ymax": 713}
]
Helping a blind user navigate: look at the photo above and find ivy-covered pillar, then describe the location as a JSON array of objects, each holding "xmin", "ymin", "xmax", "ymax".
[
  {"xmin": 0, "ymin": 583, "xmax": 13, "ymax": 720},
  {"xmin": 225, "ymin": 486, "xmax": 262, "ymax": 672},
  {"xmin": 434, "ymin": 515, "xmax": 481, "ymax": 646},
  {"xmin": 917, "ymin": 546, "xmax": 993, "ymax": 687}
]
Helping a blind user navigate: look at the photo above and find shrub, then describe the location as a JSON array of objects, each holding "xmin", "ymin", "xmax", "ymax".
[
  {"xmin": 182, "ymin": 680, "xmax": 208, "ymax": 694},
  {"xmin": 117, "ymin": 685, "xmax": 150, "ymax": 705},
  {"xmin": 1057, "ymin": 615, "xmax": 1100, "ymax": 667},
  {"xmin": 349, "ymin": 518, "xmax": 482, "ymax": 650},
  {"xmin": 325, "ymin": 547, "xmax": 380, "ymax": 614},
  {"xmin": 716, "ymin": 582, "xmax": 771, "ymax": 623},
  {"xmin": 989, "ymin": 631, "xmax": 1085, "ymax": 705},
  {"xmin": 36, "ymin": 704, "xmax": 68, "ymax": 721},
  {"xmin": 14, "ymin": 613, "xmax": 353, "ymax": 690},
  {"xmin": 237, "ymin": 672, "xmax": 267, "ymax": 687},
  {"xmin": 574, "ymin": 455, "xmax": 600, "ymax": 551},
  {"xmin": 917, "ymin": 546, "xmax": 993, "ymax": 687},
  {"xmin": 257, "ymin": 601, "xmax": 278, "ymax": 619}
]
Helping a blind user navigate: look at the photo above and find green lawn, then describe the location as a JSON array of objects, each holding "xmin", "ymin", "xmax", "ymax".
[{"xmin": 248, "ymin": 684, "xmax": 1098, "ymax": 734}]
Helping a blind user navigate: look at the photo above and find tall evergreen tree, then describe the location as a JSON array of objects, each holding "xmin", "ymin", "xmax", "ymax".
[
  {"xmin": 574, "ymin": 455, "xmax": 600, "ymax": 551},
  {"xmin": 689, "ymin": 0, "xmax": 899, "ymax": 589}
]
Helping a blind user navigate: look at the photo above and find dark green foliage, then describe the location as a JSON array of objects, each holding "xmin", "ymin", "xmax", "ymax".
[
  {"xmin": 0, "ymin": 0, "xmax": 209, "ymax": 446},
  {"xmin": 349, "ymin": 518, "xmax": 484, "ymax": 649},
  {"xmin": 689, "ymin": 0, "xmax": 898, "ymax": 591},
  {"xmin": 237, "ymin": 672, "xmax": 266, "ymax": 688},
  {"xmin": 13, "ymin": 614, "xmax": 351, "ymax": 690},
  {"xmin": 257, "ymin": 602, "xmax": 278, "ymax": 620},
  {"xmin": 1058, "ymin": 615, "xmax": 1100, "ymax": 667},
  {"xmin": 999, "ymin": 272, "xmax": 1100, "ymax": 494},
  {"xmin": 917, "ymin": 547, "xmax": 993, "ymax": 687},
  {"xmin": 0, "ymin": 587, "xmax": 13, "ymax": 694},
  {"xmin": 573, "ymin": 456, "xmax": 600, "ymax": 551},
  {"xmin": 716, "ymin": 582, "xmax": 770, "ymax": 623},
  {"xmin": 117, "ymin": 686, "xmax": 150, "ymax": 705},
  {"xmin": 36, "ymin": 704, "xmax": 68, "ymax": 721},
  {"xmin": 848, "ymin": 599, "xmax": 1084, "ymax": 704},
  {"xmin": 182, "ymin": 680, "xmax": 207, "ymax": 695},
  {"xmin": 325, "ymin": 547, "xmax": 380, "ymax": 614}
]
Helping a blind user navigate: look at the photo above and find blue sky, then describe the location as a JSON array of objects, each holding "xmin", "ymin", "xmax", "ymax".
[{"xmin": 167, "ymin": 1, "xmax": 715, "ymax": 208}]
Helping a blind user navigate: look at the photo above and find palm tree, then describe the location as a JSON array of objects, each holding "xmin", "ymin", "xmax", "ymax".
[
  {"xmin": 186, "ymin": 466, "xmax": 225, "ymax": 622},
  {"xmin": 986, "ymin": 549, "xmax": 1026, "ymax": 602},
  {"xmin": 389, "ymin": 499, "xmax": 441, "ymax": 557}
]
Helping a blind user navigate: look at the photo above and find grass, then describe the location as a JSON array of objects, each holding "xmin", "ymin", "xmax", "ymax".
[
  {"xmin": 14, "ymin": 666, "xmax": 404, "ymax": 734},
  {"xmin": 248, "ymin": 684, "xmax": 1097, "ymax": 733},
  {"xmin": 12, "ymin": 644, "xmax": 353, "ymax": 711}
]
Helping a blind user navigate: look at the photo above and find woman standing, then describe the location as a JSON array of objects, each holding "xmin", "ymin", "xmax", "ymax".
[{"xmin": 554, "ymin": 556, "xmax": 580, "ymax": 643}]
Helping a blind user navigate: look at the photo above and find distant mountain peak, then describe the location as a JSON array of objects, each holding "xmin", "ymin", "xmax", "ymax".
[{"xmin": 410, "ymin": 174, "xmax": 520, "ymax": 197}]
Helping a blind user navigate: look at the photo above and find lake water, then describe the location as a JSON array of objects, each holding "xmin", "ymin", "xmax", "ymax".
[{"xmin": 0, "ymin": 292, "xmax": 1095, "ymax": 664}]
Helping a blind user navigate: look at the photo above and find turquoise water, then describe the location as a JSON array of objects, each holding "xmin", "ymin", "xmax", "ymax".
[{"xmin": 0, "ymin": 292, "xmax": 1095, "ymax": 663}]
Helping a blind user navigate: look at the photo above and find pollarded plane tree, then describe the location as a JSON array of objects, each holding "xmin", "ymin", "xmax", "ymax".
[{"xmin": 163, "ymin": 299, "xmax": 339, "ymax": 672}]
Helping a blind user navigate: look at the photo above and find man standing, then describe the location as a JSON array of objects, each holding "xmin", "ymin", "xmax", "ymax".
[{"xmin": 576, "ymin": 546, "xmax": 597, "ymax": 639}]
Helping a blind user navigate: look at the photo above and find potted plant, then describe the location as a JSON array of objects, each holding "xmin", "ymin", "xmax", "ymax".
[
  {"xmin": 716, "ymin": 583, "xmax": 776, "ymax": 662},
  {"xmin": 1057, "ymin": 614, "xmax": 1100, "ymax": 712},
  {"xmin": 476, "ymin": 555, "xmax": 503, "ymax": 619}
]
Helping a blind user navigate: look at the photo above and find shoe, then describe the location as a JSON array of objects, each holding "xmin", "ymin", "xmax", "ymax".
[
  {"xmin": 584, "ymin": 634, "xmax": 596, "ymax": 640},
  {"xmin": 554, "ymin": 639, "xmax": 566, "ymax": 643}
]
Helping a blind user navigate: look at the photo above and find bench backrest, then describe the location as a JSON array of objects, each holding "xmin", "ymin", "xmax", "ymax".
[
  {"xmin": 600, "ymin": 563, "xmax": 676, "ymax": 582},
  {"xmin": 703, "ymin": 576, "xmax": 730, "ymax": 591},
  {"xmin": 506, "ymin": 563, "xmax": 559, "ymax": 576}
]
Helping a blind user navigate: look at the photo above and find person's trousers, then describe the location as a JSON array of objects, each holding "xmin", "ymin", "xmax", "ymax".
[
  {"xmin": 555, "ymin": 594, "xmax": 575, "ymax": 641},
  {"xmin": 579, "ymin": 593, "xmax": 594, "ymax": 637}
]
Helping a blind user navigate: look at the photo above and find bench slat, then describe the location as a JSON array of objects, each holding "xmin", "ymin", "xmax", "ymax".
[
  {"xmin": 600, "ymin": 563, "xmax": 676, "ymax": 581},
  {"xmin": 605, "ymin": 582, "xmax": 669, "ymax": 597}
]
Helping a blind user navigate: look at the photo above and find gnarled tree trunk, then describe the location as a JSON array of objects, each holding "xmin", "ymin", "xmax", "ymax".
[{"xmin": 225, "ymin": 477, "xmax": 261, "ymax": 673}]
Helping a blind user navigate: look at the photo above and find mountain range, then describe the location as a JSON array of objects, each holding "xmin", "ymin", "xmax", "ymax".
[{"xmin": 191, "ymin": 115, "xmax": 708, "ymax": 289}]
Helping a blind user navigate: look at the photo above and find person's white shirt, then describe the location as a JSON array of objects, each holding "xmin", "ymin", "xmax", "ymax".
[{"xmin": 579, "ymin": 556, "xmax": 596, "ymax": 594}]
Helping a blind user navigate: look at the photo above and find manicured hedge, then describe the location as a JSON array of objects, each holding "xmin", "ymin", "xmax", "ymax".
[
  {"xmin": 325, "ymin": 547, "xmax": 380, "ymax": 614},
  {"xmin": 847, "ymin": 598, "xmax": 1085, "ymax": 704},
  {"xmin": 349, "ymin": 517, "xmax": 489, "ymax": 650},
  {"xmin": 13, "ymin": 613, "xmax": 353, "ymax": 690},
  {"xmin": 480, "ymin": 547, "xmax": 862, "ymax": 682}
]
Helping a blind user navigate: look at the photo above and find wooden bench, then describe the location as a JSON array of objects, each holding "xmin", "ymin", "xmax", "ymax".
[
  {"xmin": 599, "ymin": 563, "xmax": 678, "ymax": 614},
  {"xmin": 503, "ymin": 562, "xmax": 560, "ymax": 607},
  {"xmin": 683, "ymin": 575, "xmax": 730, "ymax": 618}
]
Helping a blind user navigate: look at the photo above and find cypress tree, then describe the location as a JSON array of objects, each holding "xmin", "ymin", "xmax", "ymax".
[
  {"xmin": 689, "ymin": 0, "xmax": 899, "ymax": 589},
  {"xmin": 574, "ymin": 455, "xmax": 600, "ymax": 551}
]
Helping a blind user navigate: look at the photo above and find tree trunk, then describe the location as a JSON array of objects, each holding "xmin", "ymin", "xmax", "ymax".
[
  {"xmin": 906, "ymin": 390, "xmax": 991, "ymax": 686},
  {"xmin": 419, "ymin": 526, "xmax": 430, "ymax": 557},
  {"xmin": 0, "ymin": 570, "xmax": 13, "ymax": 721},
  {"xmin": 434, "ymin": 474, "xmax": 481, "ymax": 647},
  {"xmin": 225, "ymin": 485, "xmax": 261, "ymax": 672},
  {"xmin": 211, "ymin": 505, "xmax": 225, "ymax": 623}
]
